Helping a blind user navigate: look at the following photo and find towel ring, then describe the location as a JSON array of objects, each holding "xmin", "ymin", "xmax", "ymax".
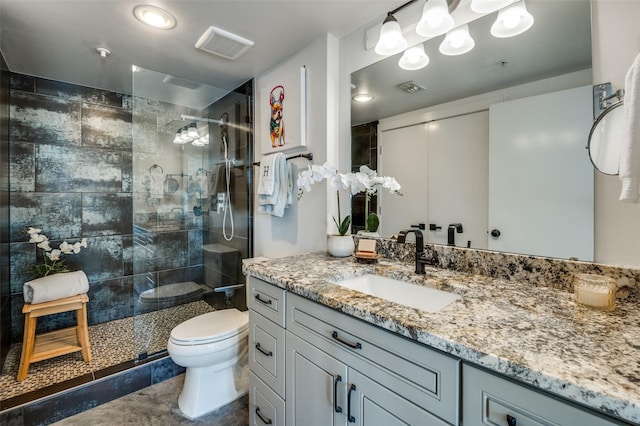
[
  {"xmin": 587, "ymin": 101, "xmax": 624, "ymax": 175},
  {"xmin": 149, "ymin": 164, "xmax": 164, "ymax": 174}
]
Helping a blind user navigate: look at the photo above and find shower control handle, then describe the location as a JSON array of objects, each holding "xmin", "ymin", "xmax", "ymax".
[
  {"xmin": 254, "ymin": 293, "xmax": 273, "ymax": 305},
  {"xmin": 255, "ymin": 407, "xmax": 273, "ymax": 425},
  {"xmin": 255, "ymin": 342, "xmax": 273, "ymax": 357}
]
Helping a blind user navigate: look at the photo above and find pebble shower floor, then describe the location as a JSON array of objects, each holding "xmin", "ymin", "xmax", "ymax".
[{"xmin": 0, "ymin": 300, "xmax": 214, "ymax": 402}]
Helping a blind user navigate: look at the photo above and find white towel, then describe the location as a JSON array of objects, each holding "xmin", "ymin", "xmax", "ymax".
[
  {"xmin": 620, "ymin": 52, "xmax": 640, "ymax": 202},
  {"xmin": 149, "ymin": 174, "xmax": 164, "ymax": 198},
  {"xmin": 198, "ymin": 174, "xmax": 209, "ymax": 199},
  {"xmin": 257, "ymin": 153, "xmax": 283, "ymax": 195},
  {"xmin": 24, "ymin": 270, "xmax": 89, "ymax": 304},
  {"xmin": 258, "ymin": 154, "xmax": 292, "ymax": 217}
]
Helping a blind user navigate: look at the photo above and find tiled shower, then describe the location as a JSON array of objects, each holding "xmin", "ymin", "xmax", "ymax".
[{"xmin": 0, "ymin": 63, "xmax": 253, "ymax": 413}]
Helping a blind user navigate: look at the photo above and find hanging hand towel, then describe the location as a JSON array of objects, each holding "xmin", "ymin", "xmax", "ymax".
[
  {"xmin": 258, "ymin": 154, "xmax": 292, "ymax": 217},
  {"xmin": 257, "ymin": 153, "xmax": 283, "ymax": 195},
  {"xmin": 620, "ymin": 52, "xmax": 640, "ymax": 202},
  {"xmin": 149, "ymin": 173, "xmax": 164, "ymax": 198},
  {"xmin": 24, "ymin": 270, "xmax": 89, "ymax": 304}
]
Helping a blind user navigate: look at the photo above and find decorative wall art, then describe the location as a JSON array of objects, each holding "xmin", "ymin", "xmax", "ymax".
[{"xmin": 259, "ymin": 65, "xmax": 306, "ymax": 154}]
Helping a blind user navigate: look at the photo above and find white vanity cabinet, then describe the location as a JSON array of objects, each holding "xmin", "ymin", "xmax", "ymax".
[
  {"xmin": 248, "ymin": 276, "xmax": 287, "ymax": 426},
  {"xmin": 286, "ymin": 292, "xmax": 460, "ymax": 426},
  {"xmin": 462, "ymin": 364, "xmax": 624, "ymax": 426}
]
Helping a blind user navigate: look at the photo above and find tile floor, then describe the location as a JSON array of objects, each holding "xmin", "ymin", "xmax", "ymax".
[
  {"xmin": 0, "ymin": 301, "xmax": 214, "ymax": 403},
  {"xmin": 50, "ymin": 374, "xmax": 249, "ymax": 425}
]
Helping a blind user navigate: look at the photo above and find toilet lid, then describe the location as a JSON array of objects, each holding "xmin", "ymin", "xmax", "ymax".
[{"xmin": 170, "ymin": 308, "xmax": 248, "ymax": 344}]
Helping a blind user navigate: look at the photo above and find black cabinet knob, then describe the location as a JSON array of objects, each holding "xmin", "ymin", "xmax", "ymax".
[{"xmin": 491, "ymin": 229, "xmax": 501, "ymax": 238}]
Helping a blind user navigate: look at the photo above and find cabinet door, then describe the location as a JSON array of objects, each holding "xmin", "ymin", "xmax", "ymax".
[
  {"xmin": 286, "ymin": 332, "xmax": 348, "ymax": 426},
  {"xmin": 348, "ymin": 369, "xmax": 450, "ymax": 426}
]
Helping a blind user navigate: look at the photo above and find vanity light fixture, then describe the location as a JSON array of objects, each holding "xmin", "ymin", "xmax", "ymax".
[
  {"xmin": 416, "ymin": 0, "xmax": 455, "ymax": 38},
  {"xmin": 374, "ymin": 12, "xmax": 408, "ymax": 56},
  {"xmin": 133, "ymin": 4, "xmax": 177, "ymax": 30},
  {"xmin": 439, "ymin": 24, "xmax": 475, "ymax": 56},
  {"xmin": 399, "ymin": 44, "xmax": 430, "ymax": 70},
  {"xmin": 470, "ymin": 0, "xmax": 515, "ymax": 14},
  {"xmin": 352, "ymin": 93, "xmax": 375, "ymax": 103},
  {"xmin": 186, "ymin": 123, "xmax": 199, "ymax": 139},
  {"xmin": 490, "ymin": 0, "xmax": 534, "ymax": 38}
]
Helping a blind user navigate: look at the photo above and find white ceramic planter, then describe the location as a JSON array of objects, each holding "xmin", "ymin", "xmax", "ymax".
[{"xmin": 327, "ymin": 235, "xmax": 355, "ymax": 257}]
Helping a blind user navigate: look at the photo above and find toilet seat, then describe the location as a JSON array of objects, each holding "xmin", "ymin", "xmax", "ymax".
[{"xmin": 170, "ymin": 308, "xmax": 248, "ymax": 345}]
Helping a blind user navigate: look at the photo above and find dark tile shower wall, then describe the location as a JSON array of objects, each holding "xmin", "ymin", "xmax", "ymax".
[
  {"xmin": 1, "ymin": 52, "xmax": 11, "ymax": 367},
  {"xmin": 3, "ymin": 73, "xmax": 210, "ymax": 344}
]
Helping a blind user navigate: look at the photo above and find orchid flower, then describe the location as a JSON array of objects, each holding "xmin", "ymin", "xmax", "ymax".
[{"xmin": 25, "ymin": 227, "xmax": 89, "ymax": 277}]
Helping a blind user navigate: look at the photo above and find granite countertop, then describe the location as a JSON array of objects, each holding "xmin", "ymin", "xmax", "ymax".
[{"xmin": 243, "ymin": 253, "xmax": 640, "ymax": 424}]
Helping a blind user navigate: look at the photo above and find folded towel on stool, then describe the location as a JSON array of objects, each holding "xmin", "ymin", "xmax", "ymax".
[{"xmin": 24, "ymin": 270, "xmax": 89, "ymax": 304}]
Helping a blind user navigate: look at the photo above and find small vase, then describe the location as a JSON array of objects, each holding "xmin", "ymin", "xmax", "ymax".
[{"xmin": 327, "ymin": 235, "xmax": 355, "ymax": 257}]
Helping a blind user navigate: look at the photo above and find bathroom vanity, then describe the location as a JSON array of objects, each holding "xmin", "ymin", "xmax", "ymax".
[{"xmin": 245, "ymin": 253, "xmax": 639, "ymax": 425}]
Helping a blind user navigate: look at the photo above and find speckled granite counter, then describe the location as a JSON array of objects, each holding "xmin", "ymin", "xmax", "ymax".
[{"xmin": 243, "ymin": 253, "xmax": 640, "ymax": 425}]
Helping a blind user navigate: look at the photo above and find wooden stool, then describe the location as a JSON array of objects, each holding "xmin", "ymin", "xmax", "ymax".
[{"xmin": 18, "ymin": 294, "xmax": 92, "ymax": 381}]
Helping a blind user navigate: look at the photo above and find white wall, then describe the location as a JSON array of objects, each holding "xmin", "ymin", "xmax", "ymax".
[
  {"xmin": 253, "ymin": 34, "xmax": 338, "ymax": 258},
  {"xmin": 591, "ymin": 0, "xmax": 640, "ymax": 267}
]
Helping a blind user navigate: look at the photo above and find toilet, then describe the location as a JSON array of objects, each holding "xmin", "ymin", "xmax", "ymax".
[{"xmin": 167, "ymin": 308, "xmax": 249, "ymax": 419}]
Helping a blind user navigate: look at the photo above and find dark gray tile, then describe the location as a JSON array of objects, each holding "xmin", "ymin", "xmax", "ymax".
[
  {"xmin": 23, "ymin": 364, "xmax": 151, "ymax": 425},
  {"xmin": 10, "ymin": 91, "xmax": 81, "ymax": 145},
  {"xmin": 0, "ymin": 405, "xmax": 23, "ymax": 425},
  {"xmin": 150, "ymin": 357, "xmax": 184, "ymax": 384},
  {"xmin": 153, "ymin": 232, "xmax": 189, "ymax": 271},
  {"xmin": 121, "ymin": 151, "xmax": 133, "ymax": 193},
  {"xmin": 9, "ymin": 192, "xmax": 82, "ymax": 241},
  {"xmin": 8, "ymin": 242, "xmax": 35, "ymax": 294},
  {"xmin": 188, "ymin": 229, "xmax": 203, "ymax": 266},
  {"xmin": 9, "ymin": 142, "xmax": 35, "ymax": 192},
  {"xmin": 81, "ymin": 193, "xmax": 132, "ymax": 236},
  {"xmin": 81, "ymin": 103, "xmax": 132, "ymax": 150},
  {"xmin": 35, "ymin": 144, "xmax": 123, "ymax": 192},
  {"xmin": 81, "ymin": 87, "xmax": 123, "ymax": 108},
  {"xmin": 87, "ymin": 277, "xmax": 134, "ymax": 324},
  {"xmin": 36, "ymin": 78, "xmax": 83, "ymax": 101},
  {"xmin": 75, "ymin": 236, "xmax": 123, "ymax": 282},
  {"xmin": 122, "ymin": 235, "xmax": 133, "ymax": 277},
  {"xmin": 10, "ymin": 72, "xmax": 34, "ymax": 92}
]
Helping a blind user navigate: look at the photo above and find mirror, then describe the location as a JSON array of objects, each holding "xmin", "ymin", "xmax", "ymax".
[
  {"xmin": 350, "ymin": 0, "xmax": 594, "ymax": 261},
  {"xmin": 588, "ymin": 102, "xmax": 624, "ymax": 175}
]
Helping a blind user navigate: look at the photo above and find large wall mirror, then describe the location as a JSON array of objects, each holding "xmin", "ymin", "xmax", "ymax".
[{"xmin": 350, "ymin": 0, "xmax": 595, "ymax": 261}]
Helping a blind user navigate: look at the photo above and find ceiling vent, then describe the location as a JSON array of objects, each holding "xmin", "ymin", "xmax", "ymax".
[
  {"xmin": 195, "ymin": 26, "xmax": 254, "ymax": 60},
  {"xmin": 396, "ymin": 81, "xmax": 426, "ymax": 94},
  {"xmin": 162, "ymin": 75, "xmax": 201, "ymax": 90}
]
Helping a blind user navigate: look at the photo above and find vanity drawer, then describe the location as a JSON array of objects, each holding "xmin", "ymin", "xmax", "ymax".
[
  {"xmin": 249, "ymin": 310, "xmax": 286, "ymax": 398},
  {"xmin": 248, "ymin": 276, "xmax": 286, "ymax": 327},
  {"xmin": 286, "ymin": 292, "xmax": 460, "ymax": 425},
  {"xmin": 462, "ymin": 364, "xmax": 623, "ymax": 426},
  {"xmin": 250, "ymin": 371, "xmax": 285, "ymax": 426}
]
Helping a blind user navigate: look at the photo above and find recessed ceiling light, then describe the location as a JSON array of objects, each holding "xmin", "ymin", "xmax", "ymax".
[
  {"xmin": 133, "ymin": 5, "xmax": 176, "ymax": 30},
  {"xmin": 352, "ymin": 93, "xmax": 375, "ymax": 103}
]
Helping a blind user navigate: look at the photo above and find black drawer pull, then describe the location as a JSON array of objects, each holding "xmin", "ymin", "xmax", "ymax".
[
  {"xmin": 507, "ymin": 414, "xmax": 516, "ymax": 426},
  {"xmin": 334, "ymin": 375, "xmax": 343, "ymax": 413},
  {"xmin": 332, "ymin": 331, "xmax": 362, "ymax": 349},
  {"xmin": 255, "ymin": 407, "xmax": 273, "ymax": 424},
  {"xmin": 255, "ymin": 293, "xmax": 273, "ymax": 305},
  {"xmin": 255, "ymin": 342, "xmax": 273, "ymax": 357},
  {"xmin": 347, "ymin": 383, "xmax": 356, "ymax": 423}
]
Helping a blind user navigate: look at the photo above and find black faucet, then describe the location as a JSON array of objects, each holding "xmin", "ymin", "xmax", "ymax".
[
  {"xmin": 397, "ymin": 229, "xmax": 432, "ymax": 274},
  {"xmin": 447, "ymin": 223, "xmax": 463, "ymax": 246}
]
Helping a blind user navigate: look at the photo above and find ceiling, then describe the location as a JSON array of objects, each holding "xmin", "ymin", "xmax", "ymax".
[
  {"xmin": 351, "ymin": 0, "xmax": 592, "ymax": 124},
  {"xmin": 0, "ymin": 0, "xmax": 400, "ymax": 96}
]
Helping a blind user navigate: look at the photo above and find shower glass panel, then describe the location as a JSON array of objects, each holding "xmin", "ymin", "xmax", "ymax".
[{"xmin": 131, "ymin": 67, "xmax": 253, "ymax": 360}]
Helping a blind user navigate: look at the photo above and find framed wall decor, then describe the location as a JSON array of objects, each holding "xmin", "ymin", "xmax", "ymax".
[{"xmin": 259, "ymin": 65, "xmax": 307, "ymax": 154}]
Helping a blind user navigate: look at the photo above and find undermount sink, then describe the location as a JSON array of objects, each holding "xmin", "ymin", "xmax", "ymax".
[{"xmin": 330, "ymin": 274, "xmax": 460, "ymax": 313}]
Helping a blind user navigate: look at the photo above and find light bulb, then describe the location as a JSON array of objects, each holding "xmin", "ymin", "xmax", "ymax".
[
  {"xmin": 375, "ymin": 13, "xmax": 408, "ymax": 56},
  {"xmin": 187, "ymin": 124, "xmax": 199, "ymax": 138},
  {"xmin": 398, "ymin": 44, "xmax": 430, "ymax": 71}
]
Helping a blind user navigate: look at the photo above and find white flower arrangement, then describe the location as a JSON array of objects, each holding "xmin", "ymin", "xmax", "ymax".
[
  {"xmin": 26, "ymin": 227, "xmax": 88, "ymax": 277},
  {"xmin": 296, "ymin": 163, "xmax": 401, "ymax": 235}
]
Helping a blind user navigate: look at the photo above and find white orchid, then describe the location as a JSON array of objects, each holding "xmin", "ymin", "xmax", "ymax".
[
  {"xmin": 25, "ymin": 228, "xmax": 89, "ymax": 277},
  {"xmin": 296, "ymin": 163, "xmax": 402, "ymax": 235}
]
